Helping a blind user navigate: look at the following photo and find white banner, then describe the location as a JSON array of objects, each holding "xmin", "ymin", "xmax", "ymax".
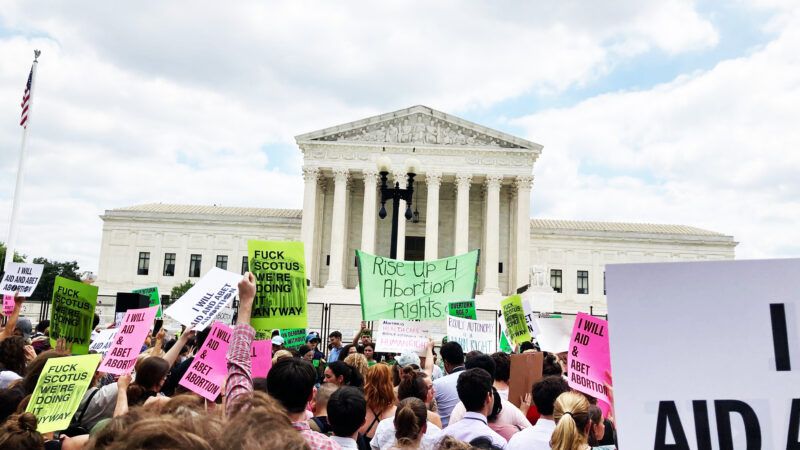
[
  {"xmin": 164, "ymin": 267, "xmax": 241, "ymax": 331},
  {"xmin": 446, "ymin": 315, "xmax": 496, "ymax": 354},
  {"xmin": 89, "ymin": 328, "xmax": 119, "ymax": 355},
  {"xmin": 607, "ymin": 259, "xmax": 800, "ymax": 449},
  {"xmin": 374, "ymin": 319, "xmax": 428, "ymax": 354},
  {"xmin": 0, "ymin": 263, "xmax": 44, "ymax": 296},
  {"xmin": 534, "ymin": 315, "xmax": 574, "ymax": 353}
]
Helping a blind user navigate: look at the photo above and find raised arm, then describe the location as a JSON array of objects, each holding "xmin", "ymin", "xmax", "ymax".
[
  {"xmin": 423, "ymin": 338, "xmax": 434, "ymax": 378},
  {"xmin": 225, "ymin": 272, "xmax": 256, "ymax": 417},
  {"xmin": 0, "ymin": 293, "xmax": 24, "ymax": 342},
  {"xmin": 114, "ymin": 374, "xmax": 131, "ymax": 417},
  {"xmin": 161, "ymin": 325, "xmax": 195, "ymax": 367}
]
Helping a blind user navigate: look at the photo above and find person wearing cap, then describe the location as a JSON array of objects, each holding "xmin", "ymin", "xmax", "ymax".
[
  {"xmin": 272, "ymin": 335, "xmax": 285, "ymax": 354},
  {"xmin": 14, "ymin": 318, "xmax": 33, "ymax": 345},
  {"xmin": 305, "ymin": 332, "xmax": 326, "ymax": 360}
]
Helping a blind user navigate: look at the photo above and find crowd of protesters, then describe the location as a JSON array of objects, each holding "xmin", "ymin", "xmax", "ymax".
[{"xmin": 0, "ymin": 274, "xmax": 618, "ymax": 450}]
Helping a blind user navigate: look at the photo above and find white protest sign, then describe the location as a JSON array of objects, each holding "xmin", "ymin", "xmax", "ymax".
[
  {"xmin": 214, "ymin": 305, "xmax": 236, "ymax": 325},
  {"xmin": 534, "ymin": 315, "xmax": 574, "ymax": 353},
  {"xmin": 0, "ymin": 263, "xmax": 44, "ymax": 296},
  {"xmin": 374, "ymin": 319, "xmax": 429, "ymax": 354},
  {"xmin": 522, "ymin": 298, "xmax": 541, "ymax": 337},
  {"xmin": 447, "ymin": 315, "xmax": 496, "ymax": 354},
  {"xmin": 88, "ymin": 328, "xmax": 119, "ymax": 355},
  {"xmin": 607, "ymin": 259, "xmax": 800, "ymax": 450},
  {"xmin": 164, "ymin": 267, "xmax": 241, "ymax": 331}
]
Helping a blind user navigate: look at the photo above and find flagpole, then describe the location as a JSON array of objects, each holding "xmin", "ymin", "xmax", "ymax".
[{"xmin": 4, "ymin": 50, "xmax": 41, "ymax": 271}]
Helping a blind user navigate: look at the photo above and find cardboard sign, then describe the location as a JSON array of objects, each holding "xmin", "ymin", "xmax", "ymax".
[
  {"xmin": 373, "ymin": 319, "xmax": 429, "ymax": 354},
  {"xmin": 248, "ymin": 240, "xmax": 308, "ymax": 336},
  {"xmin": 500, "ymin": 295, "xmax": 531, "ymax": 345},
  {"xmin": 446, "ymin": 315, "xmax": 496, "ymax": 354},
  {"xmin": 567, "ymin": 313, "xmax": 611, "ymax": 410},
  {"xmin": 132, "ymin": 286, "xmax": 162, "ymax": 319},
  {"xmin": 448, "ymin": 300, "xmax": 477, "ymax": 319},
  {"xmin": 164, "ymin": 267, "xmax": 240, "ymax": 331},
  {"xmin": 251, "ymin": 340, "xmax": 272, "ymax": 378},
  {"xmin": 49, "ymin": 276, "xmax": 98, "ymax": 355},
  {"xmin": 534, "ymin": 316, "xmax": 575, "ymax": 353},
  {"xmin": 0, "ymin": 262, "xmax": 44, "ymax": 296},
  {"xmin": 88, "ymin": 328, "xmax": 119, "ymax": 355},
  {"xmin": 99, "ymin": 306, "xmax": 158, "ymax": 375},
  {"xmin": 607, "ymin": 259, "xmax": 800, "ymax": 449},
  {"xmin": 280, "ymin": 328, "xmax": 306, "ymax": 349},
  {"xmin": 26, "ymin": 354, "xmax": 102, "ymax": 433},
  {"xmin": 2, "ymin": 294, "xmax": 14, "ymax": 316},
  {"xmin": 507, "ymin": 352, "xmax": 544, "ymax": 408},
  {"xmin": 179, "ymin": 322, "xmax": 232, "ymax": 401},
  {"xmin": 356, "ymin": 250, "xmax": 479, "ymax": 321}
]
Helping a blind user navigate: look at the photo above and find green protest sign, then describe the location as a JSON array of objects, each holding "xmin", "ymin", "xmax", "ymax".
[
  {"xmin": 248, "ymin": 240, "xmax": 307, "ymax": 338},
  {"xmin": 132, "ymin": 286, "xmax": 162, "ymax": 319},
  {"xmin": 281, "ymin": 328, "xmax": 307, "ymax": 349},
  {"xmin": 26, "ymin": 354, "xmax": 101, "ymax": 433},
  {"xmin": 500, "ymin": 295, "xmax": 531, "ymax": 345},
  {"xmin": 49, "ymin": 276, "xmax": 98, "ymax": 355},
  {"xmin": 448, "ymin": 300, "xmax": 477, "ymax": 320},
  {"xmin": 356, "ymin": 250, "xmax": 479, "ymax": 321}
]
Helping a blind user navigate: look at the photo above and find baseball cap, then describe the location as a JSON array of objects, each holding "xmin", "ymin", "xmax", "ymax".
[
  {"xmin": 271, "ymin": 335, "xmax": 285, "ymax": 346},
  {"xmin": 15, "ymin": 317, "xmax": 32, "ymax": 340},
  {"xmin": 306, "ymin": 331, "xmax": 321, "ymax": 343},
  {"xmin": 395, "ymin": 351, "xmax": 421, "ymax": 368}
]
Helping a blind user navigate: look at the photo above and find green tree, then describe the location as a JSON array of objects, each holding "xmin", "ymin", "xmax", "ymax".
[
  {"xmin": 169, "ymin": 280, "xmax": 195, "ymax": 306},
  {"xmin": 29, "ymin": 257, "xmax": 81, "ymax": 302},
  {"xmin": 0, "ymin": 241, "xmax": 27, "ymax": 267}
]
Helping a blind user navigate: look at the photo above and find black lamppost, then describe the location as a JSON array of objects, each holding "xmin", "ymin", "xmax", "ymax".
[{"xmin": 377, "ymin": 155, "xmax": 420, "ymax": 259}]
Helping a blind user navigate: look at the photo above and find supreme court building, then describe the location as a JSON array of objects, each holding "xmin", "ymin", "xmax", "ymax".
[{"xmin": 96, "ymin": 105, "xmax": 737, "ymax": 319}]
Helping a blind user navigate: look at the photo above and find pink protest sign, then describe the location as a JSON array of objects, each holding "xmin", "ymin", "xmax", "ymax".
[
  {"xmin": 567, "ymin": 312, "xmax": 612, "ymax": 415},
  {"xmin": 98, "ymin": 306, "xmax": 158, "ymax": 375},
  {"xmin": 2, "ymin": 294, "xmax": 14, "ymax": 316},
  {"xmin": 251, "ymin": 340, "xmax": 272, "ymax": 378},
  {"xmin": 179, "ymin": 322, "xmax": 232, "ymax": 401}
]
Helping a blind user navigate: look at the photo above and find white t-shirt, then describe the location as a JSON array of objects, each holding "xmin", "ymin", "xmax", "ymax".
[
  {"xmin": 0, "ymin": 370, "xmax": 22, "ymax": 389},
  {"xmin": 370, "ymin": 417, "xmax": 443, "ymax": 450}
]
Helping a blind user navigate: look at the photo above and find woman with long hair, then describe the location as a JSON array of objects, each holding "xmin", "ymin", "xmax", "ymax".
[
  {"xmin": 390, "ymin": 398, "xmax": 427, "ymax": 450},
  {"xmin": 324, "ymin": 360, "xmax": 364, "ymax": 387},
  {"xmin": 396, "ymin": 366, "xmax": 441, "ymax": 427},
  {"xmin": 359, "ymin": 363, "xmax": 397, "ymax": 443},
  {"xmin": 550, "ymin": 391, "xmax": 592, "ymax": 450}
]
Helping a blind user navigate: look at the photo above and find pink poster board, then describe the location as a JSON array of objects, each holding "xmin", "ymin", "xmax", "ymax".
[
  {"xmin": 179, "ymin": 322, "xmax": 232, "ymax": 401},
  {"xmin": 98, "ymin": 306, "xmax": 158, "ymax": 375},
  {"xmin": 567, "ymin": 312, "xmax": 612, "ymax": 415},
  {"xmin": 251, "ymin": 340, "xmax": 272, "ymax": 378},
  {"xmin": 2, "ymin": 294, "xmax": 14, "ymax": 316}
]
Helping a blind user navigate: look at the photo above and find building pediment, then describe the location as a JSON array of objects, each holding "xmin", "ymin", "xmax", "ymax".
[{"xmin": 295, "ymin": 105, "xmax": 542, "ymax": 151}]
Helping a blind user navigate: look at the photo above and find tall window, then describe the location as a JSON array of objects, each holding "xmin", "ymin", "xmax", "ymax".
[
  {"xmin": 189, "ymin": 254, "xmax": 202, "ymax": 277},
  {"xmin": 241, "ymin": 256, "xmax": 249, "ymax": 274},
  {"xmin": 577, "ymin": 270, "xmax": 589, "ymax": 294},
  {"xmin": 163, "ymin": 253, "xmax": 175, "ymax": 276},
  {"xmin": 216, "ymin": 255, "xmax": 228, "ymax": 270},
  {"xmin": 550, "ymin": 269, "xmax": 562, "ymax": 293},
  {"xmin": 137, "ymin": 252, "xmax": 150, "ymax": 275}
]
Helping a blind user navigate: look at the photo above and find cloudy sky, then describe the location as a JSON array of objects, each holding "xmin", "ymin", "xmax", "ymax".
[{"xmin": 1, "ymin": 0, "xmax": 799, "ymax": 272}]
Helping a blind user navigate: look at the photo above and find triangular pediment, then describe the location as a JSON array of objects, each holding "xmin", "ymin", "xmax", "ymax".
[{"xmin": 295, "ymin": 105, "xmax": 542, "ymax": 151}]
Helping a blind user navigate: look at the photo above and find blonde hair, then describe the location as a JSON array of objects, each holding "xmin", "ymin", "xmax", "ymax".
[
  {"xmin": 271, "ymin": 349, "xmax": 293, "ymax": 364},
  {"xmin": 344, "ymin": 353, "xmax": 369, "ymax": 380},
  {"xmin": 550, "ymin": 391, "xmax": 591, "ymax": 450}
]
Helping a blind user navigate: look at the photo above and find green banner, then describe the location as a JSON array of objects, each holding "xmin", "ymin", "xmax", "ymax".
[
  {"xmin": 26, "ymin": 354, "xmax": 101, "ymax": 433},
  {"xmin": 500, "ymin": 294, "xmax": 531, "ymax": 345},
  {"xmin": 281, "ymin": 328, "xmax": 306, "ymax": 349},
  {"xmin": 448, "ymin": 300, "xmax": 477, "ymax": 320},
  {"xmin": 49, "ymin": 276, "xmax": 98, "ymax": 355},
  {"xmin": 248, "ymin": 240, "xmax": 308, "ymax": 338},
  {"xmin": 356, "ymin": 250, "xmax": 479, "ymax": 321},
  {"xmin": 132, "ymin": 286, "xmax": 161, "ymax": 319}
]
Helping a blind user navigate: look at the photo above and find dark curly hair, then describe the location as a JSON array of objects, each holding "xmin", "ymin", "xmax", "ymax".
[{"xmin": 0, "ymin": 336, "xmax": 28, "ymax": 377}]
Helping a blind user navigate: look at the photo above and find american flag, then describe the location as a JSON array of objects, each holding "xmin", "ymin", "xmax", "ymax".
[{"xmin": 20, "ymin": 66, "xmax": 33, "ymax": 128}]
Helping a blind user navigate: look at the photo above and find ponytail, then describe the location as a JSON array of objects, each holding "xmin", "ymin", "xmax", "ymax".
[
  {"xmin": 0, "ymin": 412, "xmax": 44, "ymax": 450},
  {"xmin": 550, "ymin": 392, "xmax": 591, "ymax": 450},
  {"xmin": 394, "ymin": 398, "xmax": 426, "ymax": 446}
]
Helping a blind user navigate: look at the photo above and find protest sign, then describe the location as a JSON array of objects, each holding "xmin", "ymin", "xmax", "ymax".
[
  {"xmin": 607, "ymin": 259, "xmax": 800, "ymax": 449},
  {"xmin": 446, "ymin": 315, "xmax": 496, "ymax": 354},
  {"xmin": 521, "ymin": 298, "xmax": 541, "ymax": 338},
  {"xmin": 88, "ymin": 328, "xmax": 119, "ymax": 355},
  {"xmin": 507, "ymin": 352, "xmax": 543, "ymax": 408},
  {"xmin": 534, "ymin": 316, "xmax": 574, "ymax": 353},
  {"xmin": 2, "ymin": 294, "xmax": 13, "ymax": 316},
  {"xmin": 448, "ymin": 300, "xmax": 477, "ymax": 319},
  {"xmin": 26, "ymin": 354, "xmax": 101, "ymax": 433},
  {"xmin": 248, "ymin": 240, "xmax": 307, "ymax": 337},
  {"xmin": 500, "ymin": 295, "xmax": 531, "ymax": 345},
  {"xmin": 132, "ymin": 286, "xmax": 162, "ymax": 319},
  {"xmin": 567, "ymin": 312, "xmax": 611, "ymax": 411},
  {"xmin": 356, "ymin": 250, "xmax": 479, "ymax": 321},
  {"xmin": 114, "ymin": 292, "xmax": 149, "ymax": 326},
  {"xmin": 251, "ymin": 340, "xmax": 272, "ymax": 378},
  {"xmin": 0, "ymin": 262, "xmax": 44, "ymax": 296},
  {"xmin": 164, "ymin": 267, "xmax": 240, "ymax": 331},
  {"xmin": 49, "ymin": 276, "xmax": 98, "ymax": 355},
  {"xmin": 99, "ymin": 306, "xmax": 158, "ymax": 375},
  {"xmin": 373, "ymin": 320, "xmax": 429, "ymax": 354},
  {"xmin": 179, "ymin": 322, "xmax": 232, "ymax": 401},
  {"xmin": 280, "ymin": 328, "xmax": 306, "ymax": 349},
  {"xmin": 215, "ymin": 305, "xmax": 236, "ymax": 325}
]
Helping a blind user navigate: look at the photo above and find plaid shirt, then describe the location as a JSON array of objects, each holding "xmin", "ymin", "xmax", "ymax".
[
  {"xmin": 292, "ymin": 421, "xmax": 342, "ymax": 450},
  {"xmin": 225, "ymin": 323, "xmax": 256, "ymax": 417}
]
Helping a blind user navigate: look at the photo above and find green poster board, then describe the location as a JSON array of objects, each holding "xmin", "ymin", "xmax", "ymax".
[
  {"xmin": 248, "ymin": 240, "xmax": 308, "ymax": 338},
  {"xmin": 132, "ymin": 286, "xmax": 161, "ymax": 319},
  {"xmin": 448, "ymin": 300, "xmax": 477, "ymax": 320},
  {"xmin": 281, "ymin": 328, "xmax": 307, "ymax": 349},
  {"xmin": 356, "ymin": 250, "xmax": 479, "ymax": 321},
  {"xmin": 500, "ymin": 294, "xmax": 531, "ymax": 345},
  {"xmin": 49, "ymin": 276, "xmax": 98, "ymax": 355}
]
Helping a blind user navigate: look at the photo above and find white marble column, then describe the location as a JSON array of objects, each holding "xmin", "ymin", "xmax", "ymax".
[
  {"xmin": 300, "ymin": 167, "xmax": 320, "ymax": 286},
  {"xmin": 454, "ymin": 173, "xmax": 472, "ymax": 255},
  {"xmin": 483, "ymin": 174, "xmax": 503, "ymax": 295},
  {"xmin": 360, "ymin": 169, "xmax": 378, "ymax": 254},
  {"xmin": 326, "ymin": 168, "xmax": 349, "ymax": 288},
  {"xmin": 514, "ymin": 175, "xmax": 534, "ymax": 292},
  {"xmin": 393, "ymin": 171, "xmax": 407, "ymax": 260},
  {"xmin": 424, "ymin": 171, "xmax": 442, "ymax": 260}
]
